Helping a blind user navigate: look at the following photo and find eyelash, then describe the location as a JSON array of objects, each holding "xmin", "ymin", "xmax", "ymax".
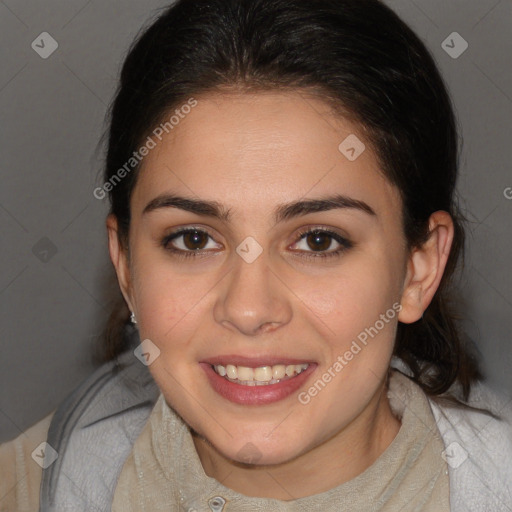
[
  {"xmin": 161, "ymin": 226, "xmax": 353, "ymax": 261},
  {"xmin": 293, "ymin": 227, "xmax": 353, "ymax": 259}
]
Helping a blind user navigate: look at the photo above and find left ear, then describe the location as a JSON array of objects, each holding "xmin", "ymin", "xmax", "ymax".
[{"xmin": 398, "ymin": 211, "xmax": 454, "ymax": 324}]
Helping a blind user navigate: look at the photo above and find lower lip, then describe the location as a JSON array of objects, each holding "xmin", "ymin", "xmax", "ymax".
[{"xmin": 200, "ymin": 363, "xmax": 317, "ymax": 405}]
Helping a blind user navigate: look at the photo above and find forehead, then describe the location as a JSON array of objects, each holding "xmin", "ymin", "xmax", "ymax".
[{"xmin": 131, "ymin": 90, "xmax": 401, "ymax": 223}]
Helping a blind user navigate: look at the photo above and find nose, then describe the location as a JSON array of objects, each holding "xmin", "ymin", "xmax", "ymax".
[{"xmin": 213, "ymin": 250, "xmax": 292, "ymax": 337}]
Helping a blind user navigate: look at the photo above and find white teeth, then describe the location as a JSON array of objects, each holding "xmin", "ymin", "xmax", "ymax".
[
  {"xmin": 285, "ymin": 365, "xmax": 295, "ymax": 377},
  {"xmin": 237, "ymin": 366, "xmax": 254, "ymax": 381},
  {"xmin": 272, "ymin": 365, "xmax": 286, "ymax": 379},
  {"xmin": 226, "ymin": 364, "xmax": 238, "ymax": 379},
  {"xmin": 213, "ymin": 363, "xmax": 309, "ymax": 385},
  {"xmin": 254, "ymin": 366, "xmax": 272, "ymax": 382}
]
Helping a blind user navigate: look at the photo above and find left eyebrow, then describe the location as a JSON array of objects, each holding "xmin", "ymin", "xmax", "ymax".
[
  {"xmin": 142, "ymin": 193, "xmax": 376, "ymax": 224},
  {"xmin": 274, "ymin": 194, "xmax": 376, "ymax": 223}
]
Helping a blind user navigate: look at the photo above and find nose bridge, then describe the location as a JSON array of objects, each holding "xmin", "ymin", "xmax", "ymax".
[{"xmin": 214, "ymin": 247, "xmax": 291, "ymax": 335}]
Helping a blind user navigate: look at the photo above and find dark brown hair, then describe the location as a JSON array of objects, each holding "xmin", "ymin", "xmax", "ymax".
[{"xmin": 97, "ymin": 0, "xmax": 497, "ymax": 416}]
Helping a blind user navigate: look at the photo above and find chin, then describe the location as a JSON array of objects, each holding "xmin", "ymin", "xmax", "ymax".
[{"xmin": 216, "ymin": 437, "xmax": 306, "ymax": 467}]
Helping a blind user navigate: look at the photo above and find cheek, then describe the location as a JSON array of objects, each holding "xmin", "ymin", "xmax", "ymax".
[
  {"xmin": 130, "ymin": 256, "xmax": 206, "ymax": 346},
  {"xmin": 298, "ymin": 259, "xmax": 401, "ymax": 399},
  {"xmin": 304, "ymin": 290, "xmax": 339, "ymax": 316},
  {"xmin": 303, "ymin": 261, "xmax": 399, "ymax": 338}
]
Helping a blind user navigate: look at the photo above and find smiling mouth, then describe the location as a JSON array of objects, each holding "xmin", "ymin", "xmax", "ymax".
[{"xmin": 211, "ymin": 363, "xmax": 310, "ymax": 386}]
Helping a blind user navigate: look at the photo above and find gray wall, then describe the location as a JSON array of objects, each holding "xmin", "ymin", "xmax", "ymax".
[{"xmin": 1, "ymin": 0, "xmax": 511, "ymax": 443}]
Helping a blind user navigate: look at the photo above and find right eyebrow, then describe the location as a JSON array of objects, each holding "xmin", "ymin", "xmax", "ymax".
[{"xmin": 142, "ymin": 194, "xmax": 232, "ymax": 221}]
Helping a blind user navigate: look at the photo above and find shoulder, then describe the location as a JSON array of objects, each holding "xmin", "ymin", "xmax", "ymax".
[
  {"xmin": 431, "ymin": 377, "xmax": 512, "ymax": 454},
  {"xmin": 428, "ymin": 378, "xmax": 512, "ymax": 511},
  {"xmin": 0, "ymin": 410, "xmax": 55, "ymax": 512},
  {"xmin": 39, "ymin": 339, "xmax": 160, "ymax": 510}
]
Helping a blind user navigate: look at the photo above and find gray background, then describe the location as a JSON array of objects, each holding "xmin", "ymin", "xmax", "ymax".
[{"xmin": 0, "ymin": 0, "xmax": 511, "ymax": 443}]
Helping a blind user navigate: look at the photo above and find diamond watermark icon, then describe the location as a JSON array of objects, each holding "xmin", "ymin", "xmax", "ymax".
[
  {"xmin": 32, "ymin": 237, "xmax": 58, "ymax": 263},
  {"xmin": 134, "ymin": 338, "xmax": 161, "ymax": 366},
  {"xmin": 31, "ymin": 442, "xmax": 58, "ymax": 469},
  {"xmin": 338, "ymin": 134, "xmax": 366, "ymax": 161},
  {"xmin": 236, "ymin": 236, "xmax": 263, "ymax": 263},
  {"xmin": 31, "ymin": 32, "xmax": 59, "ymax": 59},
  {"xmin": 441, "ymin": 441, "xmax": 468, "ymax": 469},
  {"xmin": 442, "ymin": 32, "xmax": 468, "ymax": 59},
  {"xmin": 236, "ymin": 442, "xmax": 263, "ymax": 464}
]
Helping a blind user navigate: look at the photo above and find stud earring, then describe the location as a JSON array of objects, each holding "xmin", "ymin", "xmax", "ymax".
[{"xmin": 130, "ymin": 311, "xmax": 137, "ymax": 324}]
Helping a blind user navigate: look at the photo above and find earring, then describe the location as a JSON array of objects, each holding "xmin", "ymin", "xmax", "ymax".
[{"xmin": 130, "ymin": 311, "xmax": 137, "ymax": 324}]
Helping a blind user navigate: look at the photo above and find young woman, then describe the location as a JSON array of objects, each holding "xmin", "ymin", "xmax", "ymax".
[{"xmin": 1, "ymin": 0, "xmax": 511, "ymax": 511}]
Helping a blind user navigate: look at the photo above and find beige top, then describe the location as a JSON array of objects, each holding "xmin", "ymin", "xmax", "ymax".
[
  {"xmin": 0, "ymin": 411, "xmax": 54, "ymax": 512},
  {"xmin": 112, "ymin": 369, "xmax": 450, "ymax": 511}
]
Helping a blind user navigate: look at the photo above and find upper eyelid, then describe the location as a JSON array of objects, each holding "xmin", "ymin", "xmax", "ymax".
[
  {"xmin": 295, "ymin": 225, "xmax": 348, "ymax": 238},
  {"xmin": 163, "ymin": 227, "xmax": 221, "ymax": 246},
  {"xmin": 292, "ymin": 228, "xmax": 351, "ymax": 250}
]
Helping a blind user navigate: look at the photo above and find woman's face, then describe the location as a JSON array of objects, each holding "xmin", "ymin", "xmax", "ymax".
[{"xmin": 114, "ymin": 90, "xmax": 411, "ymax": 466}]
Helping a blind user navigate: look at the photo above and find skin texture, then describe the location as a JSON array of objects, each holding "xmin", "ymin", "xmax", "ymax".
[{"xmin": 107, "ymin": 90, "xmax": 454, "ymax": 500}]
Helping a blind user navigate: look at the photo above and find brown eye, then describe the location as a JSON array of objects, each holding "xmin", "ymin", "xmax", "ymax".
[
  {"xmin": 181, "ymin": 230, "xmax": 209, "ymax": 250},
  {"xmin": 291, "ymin": 228, "xmax": 353, "ymax": 260},
  {"xmin": 304, "ymin": 231, "xmax": 333, "ymax": 252},
  {"xmin": 161, "ymin": 228, "xmax": 221, "ymax": 259}
]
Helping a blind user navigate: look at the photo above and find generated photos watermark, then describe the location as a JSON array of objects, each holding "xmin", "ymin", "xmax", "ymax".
[
  {"xmin": 93, "ymin": 98, "xmax": 198, "ymax": 200},
  {"xmin": 298, "ymin": 302, "xmax": 403, "ymax": 405}
]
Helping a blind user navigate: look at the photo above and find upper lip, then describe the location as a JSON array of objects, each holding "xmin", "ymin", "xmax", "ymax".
[{"xmin": 201, "ymin": 355, "xmax": 316, "ymax": 368}]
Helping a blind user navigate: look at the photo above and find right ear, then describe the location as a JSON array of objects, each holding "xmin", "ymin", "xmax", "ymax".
[{"xmin": 106, "ymin": 214, "xmax": 135, "ymax": 312}]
